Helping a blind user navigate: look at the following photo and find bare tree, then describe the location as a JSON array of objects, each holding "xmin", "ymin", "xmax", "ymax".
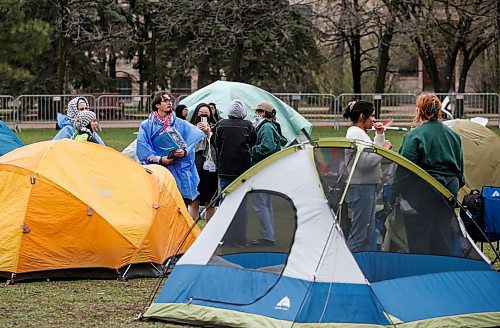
[{"xmin": 394, "ymin": 0, "xmax": 497, "ymax": 93}]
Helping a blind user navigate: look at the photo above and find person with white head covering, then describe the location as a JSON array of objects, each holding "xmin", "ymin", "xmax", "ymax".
[
  {"xmin": 72, "ymin": 110, "xmax": 99, "ymax": 143},
  {"xmin": 53, "ymin": 96, "xmax": 105, "ymax": 145}
]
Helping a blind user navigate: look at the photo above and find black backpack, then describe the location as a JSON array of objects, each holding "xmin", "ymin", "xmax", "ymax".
[{"xmin": 460, "ymin": 189, "xmax": 486, "ymax": 242}]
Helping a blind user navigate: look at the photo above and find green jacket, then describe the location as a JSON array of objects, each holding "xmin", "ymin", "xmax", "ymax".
[
  {"xmin": 398, "ymin": 120, "xmax": 464, "ymax": 187},
  {"xmin": 251, "ymin": 120, "xmax": 288, "ymax": 165}
]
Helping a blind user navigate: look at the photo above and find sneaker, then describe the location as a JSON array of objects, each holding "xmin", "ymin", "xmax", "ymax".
[{"xmin": 250, "ymin": 239, "xmax": 275, "ymax": 246}]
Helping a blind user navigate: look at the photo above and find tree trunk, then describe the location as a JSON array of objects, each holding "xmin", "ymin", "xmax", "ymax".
[
  {"xmin": 197, "ymin": 57, "xmax": 210, "ymax": 88},
  {"xmin": 350, "ymin": 36, "xmax": 362, "ymax": 94},
  {"xmin": 228, "ymin": 40, "xmax": 243, "ymax": 81},
  {"xmin": 55, "ymin": 0, "xmax": 68, "ymax": 94},
  {"xmin": 55, "ymin": 36, "xmax": 66, "ymax": 94},
  {"xmin": 109, "ymin": 51, "xmax": 117, "ymax": 79},
  {"xmin": 374, "ymin": 25, "xmax": 394, "ymax": 93}
]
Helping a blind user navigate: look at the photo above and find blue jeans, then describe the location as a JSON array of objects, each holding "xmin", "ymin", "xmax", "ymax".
[
  {"xmin": 345, "ymin": 184, "xmax": 377, "ymax": 252},
  {"xmin": 219, "ymin": 176, "xmax": 235, "ymax": 192},
  {"xmin": 252, "ymin": 193, "xmax": 275, "ymax": 241}
]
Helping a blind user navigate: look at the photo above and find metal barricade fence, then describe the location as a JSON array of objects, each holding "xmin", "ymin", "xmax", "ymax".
[
  {"xmin": 338, "ymin": 93, "xmax": 417, "ymax": 121},
  {"xmin": 2, "ymin": 92, "xmax": 498, "ymax": 126},
  {"xmin": 95, "ymin": 94, "xmax": 152, "ymax": 123},
  {"xmin": 0, "ymin": 96, "xmax": 17, "ymax": 124},
  {"xmin": 435, "ymin": 93, "xmax": 500, "ymax": 120},
  {"xmin": 274, "ymin": 93, "xmax": 338, "ymax": 120},
  {"xmin": 16, "ymin": 95, "xmax": 96, "ymax": 124}
]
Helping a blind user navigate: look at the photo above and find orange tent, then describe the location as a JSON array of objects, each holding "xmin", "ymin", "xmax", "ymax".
[{"xmin": 0, "ymin": 139, "xmax": 199, "ymax": 281}]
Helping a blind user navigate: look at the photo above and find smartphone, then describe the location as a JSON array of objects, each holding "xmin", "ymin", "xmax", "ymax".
[{"xmin": 201, "ymin": 116, "xmax": 208, "ymax": 125}]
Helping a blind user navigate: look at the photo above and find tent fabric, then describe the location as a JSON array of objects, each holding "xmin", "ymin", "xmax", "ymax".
[
  {"xmin": 144, "ymin": 138, "xmax": 500, "ymax": 327},
  {"xmin": 0, "ymin": 120, "xmax": 23, "ymax": 156},
  {"xmin": 179, "ymin": 80, "xmax": 312, "ymax": 145},
  {"xmin": 445, "ymin": 119, "xmax": 500, "ymax": 200},
  {"xmin": 0, "ymin": 139, "xmax": 199, "ymax": 280}
]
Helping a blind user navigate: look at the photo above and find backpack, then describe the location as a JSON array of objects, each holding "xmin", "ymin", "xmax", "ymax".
[
  {"xmin": 481, "ymin": 186, "xmax": 500, "ymax": 242},
  {"xmin": 460, "ymin": 189, "xmax": 486, "ymax": 242}
]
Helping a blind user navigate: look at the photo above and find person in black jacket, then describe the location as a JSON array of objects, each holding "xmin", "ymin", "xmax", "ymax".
[
  {"xmin": 213, "ymin": 99, "xmax": 256, "ymax": 191},
  {"xmin": 213, "ymin": 99, "xmax": 256, "ymax": 247}
]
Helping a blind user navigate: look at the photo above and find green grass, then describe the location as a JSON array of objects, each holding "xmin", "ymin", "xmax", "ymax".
[
  {"xmin": 16, "ymin": 126, "xmax": 409, "ymax": 152},
  {"xmin": 2, "ymin": 125, "xmax": 499, "ymax": 327},
  {"xmin": 17, "ymin": 128, "xmax": 138, "ymax": 151},
  {"xmin": 0, "ymin": 279, "xmax": 173, "ymax": 327}
]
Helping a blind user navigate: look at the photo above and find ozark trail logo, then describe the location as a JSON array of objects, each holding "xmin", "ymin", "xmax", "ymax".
[
  {"xmin": 274, "ymin": 296, "xmax": 290, "ymax": 311},
  {"xmin": 492, "ymin": 190, "xmax": 500, "ymax": 197}
]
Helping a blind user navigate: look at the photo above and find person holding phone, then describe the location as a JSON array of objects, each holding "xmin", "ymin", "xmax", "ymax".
[{"xmin": 188, "ymin": 103, "xmax": 218, "ymax": 222}]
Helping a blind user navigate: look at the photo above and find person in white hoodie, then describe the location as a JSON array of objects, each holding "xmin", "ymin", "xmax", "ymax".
[{"xmin": 343, "ymin": 99, "xmax": 392, "ymax": 252}]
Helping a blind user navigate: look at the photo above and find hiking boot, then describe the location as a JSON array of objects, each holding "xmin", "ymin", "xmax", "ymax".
[{"xmin": 250, "ymin": 239, "xmax": 275, "ymax": 246}]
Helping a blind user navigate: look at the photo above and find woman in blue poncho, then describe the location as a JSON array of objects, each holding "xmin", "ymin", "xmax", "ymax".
[
  {"xmin": 136, "ymin": 91, "xmax": 205, "ymax": 204},
  {"xmin": 53, "ymin": 96, "xmax": 105, "ymax": 145}
]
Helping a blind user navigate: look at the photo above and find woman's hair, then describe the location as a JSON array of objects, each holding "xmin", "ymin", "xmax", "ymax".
[
  {"xmin": 208, "ymin": 102, "xmax": 221, "ymax": 121},
  {"xmin": 189, "ymin": 103, "xmax": 217, "ymax": 125},
  {"xmin": 150, "ymin": 91, "xmax": 172, "ymax": 112},
  {"xmin": 342, "ymin": 98, "xmax": 374, "ymax": 123},
  {"xmin": 175, "ymin": 104, "xmax": 187, "ymax": 119},
  {"xmin": 415, "ymin": 93, "xmax": 442, "ymax": 124}
]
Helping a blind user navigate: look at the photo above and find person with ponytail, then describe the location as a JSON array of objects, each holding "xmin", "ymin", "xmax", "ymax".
[
  {"xmin": 343, "ymin": 98, "xmax": 393, "ymax": 252},
  {"xmin": 399, "ymin": 92, "xmax": 464, "ymax": 197},
  {"xmin": 392, "ymin": 92, "xmax": 464, "ymax": 255}
]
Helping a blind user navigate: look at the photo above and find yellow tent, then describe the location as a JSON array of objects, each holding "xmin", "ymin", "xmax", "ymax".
[
  {"xmin": 446, "ymin": 119, "xmax": 500, "ymax": 200},
  {"xmin": 0, "ymin": 139, "xmax": 199, "ymax": 281}
]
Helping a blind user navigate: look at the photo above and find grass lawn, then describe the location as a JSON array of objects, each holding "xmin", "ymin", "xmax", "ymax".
[
  {"xmin": 16, "ymin": 126, "xmax": 410, "ymax": 151},
  {"xmin": 1, "ymin": 125, "xmax": 499, "ymax": 327}
]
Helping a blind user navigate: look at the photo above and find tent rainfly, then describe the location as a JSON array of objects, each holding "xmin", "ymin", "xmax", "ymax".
[
  {"xmin": 179, "ymin": 80, "xmax": 313, "ymax": 145},
  {"xmin": 0, "ymin": 139, "xmax": 199, "ymax": 281},
  {"xmin": 143, "ymin": 138, "xmax": 500, "ymax": 327},
  {"xmin": 0, "ymin": 120, "xmax": 23, "ymax": 156}
]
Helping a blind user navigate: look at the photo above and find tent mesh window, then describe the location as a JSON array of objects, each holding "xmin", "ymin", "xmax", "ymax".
[
  {"xmin": 314, "ymin": 146, "xmax": 482, "ymax": 260},
  {"xmin": 208, "ymin": 191, "xmax": 297, "ymax": 275}
]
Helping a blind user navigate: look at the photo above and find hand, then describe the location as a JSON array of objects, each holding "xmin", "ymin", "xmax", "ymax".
[
  {"xmin": 374, "ymin": 122, "xmax": 385, "ymax": 134},
  {"xmin": 197, "ymin": 122, "xmax": 210, "ymax": 135},
  {"xmin": 172, "ymin": 149, "xmax": 186, "ymax": 158},
  {"xmin": 383, "ymin": 140, "xmax": 393, "ymax": 150},
  {"xmin": 160, "ymin": 156, "xmax": 174, "ymax": 165}
]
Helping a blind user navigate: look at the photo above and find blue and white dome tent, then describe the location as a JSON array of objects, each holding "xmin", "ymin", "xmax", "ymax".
[{"xmin": 142, "ymin": 137, "xmax": 500, "ymax": 327}]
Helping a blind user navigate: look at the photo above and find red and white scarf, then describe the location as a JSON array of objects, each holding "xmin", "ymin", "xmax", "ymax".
[{"xmin": 151, "ymin": 111, "xmax": 173, "ymax": 132}]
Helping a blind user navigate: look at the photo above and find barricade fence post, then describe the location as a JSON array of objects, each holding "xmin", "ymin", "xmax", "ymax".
[{"xmin": 0, "ymin": 96, "xmax": 17, "ymax": 127}]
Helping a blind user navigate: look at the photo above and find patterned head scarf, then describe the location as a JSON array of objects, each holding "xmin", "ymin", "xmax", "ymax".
[
  {"xmin": 74, "ymin": 110, "xmax": 96, "ymax": 132},
  {"xmin": 67, "ymin": 97, "xmax": 90, "ymax": 124}
]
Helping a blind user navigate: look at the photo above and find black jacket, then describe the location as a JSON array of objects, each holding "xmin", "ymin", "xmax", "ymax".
[{"xmin": 213, "ymin": 117, "xmax": 256, "ymax": 179}]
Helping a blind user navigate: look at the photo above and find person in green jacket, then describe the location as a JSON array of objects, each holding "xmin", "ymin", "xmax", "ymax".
[
  {"xmin": 393, "ymin": 92, "xmax": 464, "ymax": 255},
  {"xmin": 249, "ymin": 102, "xmax": 288, "ymax": 246},
  {"xmin": 250, "ymin": 102, "xmax": 288, "ymax": 165}
]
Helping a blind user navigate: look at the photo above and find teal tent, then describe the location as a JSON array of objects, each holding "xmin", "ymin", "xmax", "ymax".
[
  {"xmin": 180, "ymin": 80, "xmax": 312, "ymax": 144},
  {"xmin": 0, "ymin": 120, "xmax": 23, "ymax": 156}
]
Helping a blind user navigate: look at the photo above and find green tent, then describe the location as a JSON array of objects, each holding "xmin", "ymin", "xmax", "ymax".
[
  {"xmin": 179, "ymin": 80, "xmax": 312, "ymax": 144},
  {"xmin": 445, "ymin": 119, "xmax": 500, "ymax": 200}
]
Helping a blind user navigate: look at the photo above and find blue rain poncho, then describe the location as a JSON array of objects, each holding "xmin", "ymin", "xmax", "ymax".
[
  {"xmin": 136, "ymin": 112, "xmax": 204, "ymax": 200},
  {"xmin": 54, "ymin": 98, "xmax": 105, "ymax": 145}
]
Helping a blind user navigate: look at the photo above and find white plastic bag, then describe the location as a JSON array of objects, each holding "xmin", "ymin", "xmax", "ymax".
[{"xmin": 202, "ymin": 136, "xmax": 217, "ymax": 172}]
